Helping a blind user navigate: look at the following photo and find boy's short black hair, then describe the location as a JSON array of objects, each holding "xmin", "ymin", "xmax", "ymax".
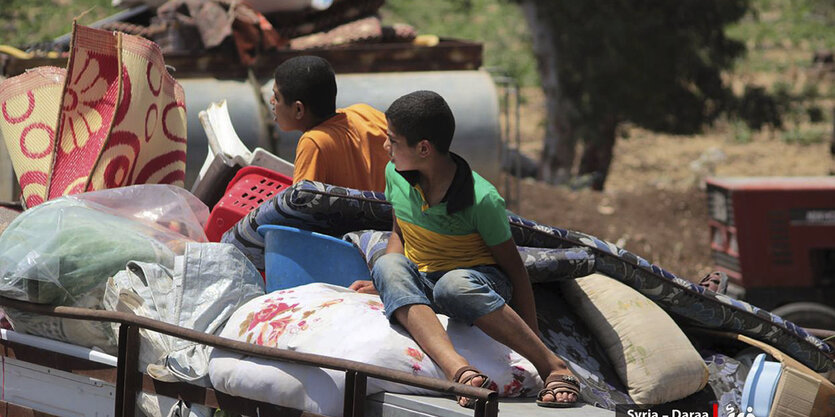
[
  {"xmin": 385, "ymin": 90, "xmax": 455, "ymax": 154},
  {"xmin": 273, "ymin": 56, "xmax": 337, "ymax": 118}
]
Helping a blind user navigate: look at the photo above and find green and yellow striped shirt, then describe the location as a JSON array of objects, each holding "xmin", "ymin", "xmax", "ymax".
[{"xmin": 384, "ymin": 155, "xmax": 511, "ymax": 272}]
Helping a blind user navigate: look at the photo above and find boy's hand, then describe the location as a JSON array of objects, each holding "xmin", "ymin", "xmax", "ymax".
[
  {"xmin": 349, "ymin": 280, "xmax": 378, "ymax": 294},
  {"xmin": 489, "ymin": 238, "xmax": 540, "ymax": 334}
]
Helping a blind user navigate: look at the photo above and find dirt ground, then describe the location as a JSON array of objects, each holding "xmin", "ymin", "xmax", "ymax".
[{"xmin": 510, "ymin": 88, "xmax": 834, "ymax": 282}]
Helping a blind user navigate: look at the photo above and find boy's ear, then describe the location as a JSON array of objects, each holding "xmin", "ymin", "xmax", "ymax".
[
  {"xmin": 418, "ymin": 139, "xmax": 431, "ymax": 157},
  {"xmin": 294, "ymin": 101, "xmax": 305, "ymax": 120}
]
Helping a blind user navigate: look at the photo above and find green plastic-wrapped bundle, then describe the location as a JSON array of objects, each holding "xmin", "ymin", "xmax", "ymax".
[
  {"xmin": 0, "ymin": 194, "xmax": 186, "ymax": 352},
  {"xmin": 0, "ymin": 200, "xmax": 176, "ymax": 304}
]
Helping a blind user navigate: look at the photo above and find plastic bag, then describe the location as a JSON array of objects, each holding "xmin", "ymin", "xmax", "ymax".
[
  {"xmin": 103, "ymin": 242, "xmax": 265, "ymax": 386},
  {"xmin": 67, "ymin": 184, "xmax": 208, "ymax": 242},
  {"xmin": 0, "ymin": 185, "xmax": 208, "ymax": 352}
]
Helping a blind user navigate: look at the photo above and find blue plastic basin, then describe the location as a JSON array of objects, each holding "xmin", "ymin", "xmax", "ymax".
[
  {"xmin": 740, "ymin": 353, "xmax": 783, "ymax": 417},
  {"xmin": 257, "ymin": 225, "xmax": 371, "ymax": 292}
]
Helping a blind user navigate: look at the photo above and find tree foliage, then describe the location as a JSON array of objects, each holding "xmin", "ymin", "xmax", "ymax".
[
  {"xmin": 383, "ymin": 0, "xmax": 538, "ymax": 86},
  {"xmin": 518, "ymin": 0, "xmax": 751, "ymax": 188},
  {"xmin": 0, "ymin": 0, "xmax": 114, "ymax": 47},
  {"xmin": 543, "ymin": 0, "xmax": 748, "ymax": 136}
]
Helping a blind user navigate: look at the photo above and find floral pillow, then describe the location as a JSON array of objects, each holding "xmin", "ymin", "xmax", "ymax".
[{"xmin": 210, "ymin": 283, "xmax": 541, "ymax": 416}]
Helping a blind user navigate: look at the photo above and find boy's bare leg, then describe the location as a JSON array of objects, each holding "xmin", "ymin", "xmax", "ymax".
[
  {"xmin": 473, "ymin": 304, "xmax": 577, "ymax": 404},
  {"xmin": 394, "ymin": 304, "xmax": 486, "ymax": 405}
]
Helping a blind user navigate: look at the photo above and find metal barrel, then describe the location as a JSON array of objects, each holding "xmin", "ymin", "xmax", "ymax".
[{"xmin": 180, "ymin": 70, "xmax": 501, "ymax": 187}]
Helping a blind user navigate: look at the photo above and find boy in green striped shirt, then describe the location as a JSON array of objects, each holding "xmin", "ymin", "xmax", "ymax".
[{"xmin": 350, "ymin": 91, "xmax": 580, "ymax": 408}]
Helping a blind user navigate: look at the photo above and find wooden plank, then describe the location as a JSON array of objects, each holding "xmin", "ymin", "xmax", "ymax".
[
  {"xmin": 0, "ymin": 338, "xmax": 117, "ymax": 383},
  {"xmin": 0, "ymin": 336, "xmax": 329, "ymax": 416},
  {"xmin": 0, "ymin": 400, "xmax": 62, "ymax": 417},
  {"xmin": 1, "ymin": 40, "xmax": 482, "ymax": 79}
]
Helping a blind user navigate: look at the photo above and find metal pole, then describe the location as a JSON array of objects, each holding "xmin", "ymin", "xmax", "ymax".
[
  {"xmin": 122, "ymin": 325, "xmax": 140, "ymax": 417},
  {"xmin": 474, "ymin": 397, "xmax": 499, "ymax": 417},
  {"xmin": 513, "ymin": 83, "xmax": 522, "ymax": 214},
  {"xmin": 494, "ymin": 79, "xmax": 506, "ymax": 193},
  {"xmin": 343, "ymin": 371, "xmax": 367, "ymax": 417},
  {"xmin": 503, "ymin": 83, "xmax": 512, "ymax": 207},
  {"xmin": 114, "ymin": 324, "xmax": 140, "ymax": 417},
  {"xmin": 343, "ymin": 370, "xmax": 356, "ymax": 417},
  {"xmin": 114, "ymin": 324, "xmax": 128, "ymax": 416}
]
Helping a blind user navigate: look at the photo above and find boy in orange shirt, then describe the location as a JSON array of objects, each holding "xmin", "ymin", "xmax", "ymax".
[{"xmin": 270, "ymin": 56, "xmax": 388, "ymax": 192}]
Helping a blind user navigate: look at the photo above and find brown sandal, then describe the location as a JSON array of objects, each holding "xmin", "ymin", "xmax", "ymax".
[
  {"xmin": 451, "ymin": 365, "xmax": 492, "ymax": 409},
  {"xmin": 536, "ymin": 373, "xmax": 581, "ymax": 408}
]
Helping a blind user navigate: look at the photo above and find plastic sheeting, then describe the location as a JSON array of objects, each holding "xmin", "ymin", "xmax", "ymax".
[
  {"xmin": 104, "ymin": 242, "xmax": 265, "ymax": 387},
  {"xmin": 0, "ymin": 185, "xmax": 207, "ymax": 352}
]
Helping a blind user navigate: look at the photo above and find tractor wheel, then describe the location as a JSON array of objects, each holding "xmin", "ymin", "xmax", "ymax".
[{"xmin": 771, "ymin": 302, "xmax": 835, "ymax": 331}]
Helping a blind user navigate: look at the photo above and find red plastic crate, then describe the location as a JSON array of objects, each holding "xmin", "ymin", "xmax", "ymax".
[{"xmin": 205, "ymin": 166, "xmax": 292, "ymax": 242}]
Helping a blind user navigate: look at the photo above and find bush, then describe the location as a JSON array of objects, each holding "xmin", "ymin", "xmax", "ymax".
[
  {"xmin": 807, "ymin": 105, "xmax": 825, "ymax": 123},
  {"xmin": 781, "ymin": 128, "xmax": 826, "ymax": 145},
  {"xmin": 736, "ymin": 85, "xmax": 783, "ymax": 130},
  {"xmin": 731, "ymin": 120, "xmax": 753, "ymax": 143}
]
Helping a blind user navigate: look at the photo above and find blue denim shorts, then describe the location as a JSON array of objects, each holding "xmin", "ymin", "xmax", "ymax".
[{"xmin": 371, "ymin": 253, "xmax": 513, "ymax": 324}]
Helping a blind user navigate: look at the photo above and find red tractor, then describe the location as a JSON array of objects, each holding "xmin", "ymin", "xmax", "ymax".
[{"xmin": 706, "ymin": 177, "xmax": 835, "ymax": 330}]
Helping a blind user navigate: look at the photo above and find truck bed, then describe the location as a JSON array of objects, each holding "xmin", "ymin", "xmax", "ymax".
[
  {"xmin": 0, "ymin": 328, "xmax": 611, "ymax": 417},
  {"xmin": 367, "ymin": 393, "xmax": 612, "ymax": 417}
]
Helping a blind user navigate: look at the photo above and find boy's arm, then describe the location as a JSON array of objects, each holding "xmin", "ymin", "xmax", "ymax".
[
  {"xmin": 489, "ymin": 238, "xmax": 540, "ymax": 335},
  {"xmin": 349, "ymin": 210, "xmax": 402, "ymax": 294},
  {"xmin": 385, "ymin": 210, "xmax": 405, "ymax": 254},
  {"xmin": 293, "ymin": 137, "xmax": 323, "ymax": 184}
]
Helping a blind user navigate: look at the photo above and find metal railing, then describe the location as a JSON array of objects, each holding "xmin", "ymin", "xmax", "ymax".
[
  {"xmin": 489, "ymin": 69, "xmax": 522, "ymax": 215},
  {"xmin": 0, "ymin": 295, "xmax": 498, "ymax": 417}
]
